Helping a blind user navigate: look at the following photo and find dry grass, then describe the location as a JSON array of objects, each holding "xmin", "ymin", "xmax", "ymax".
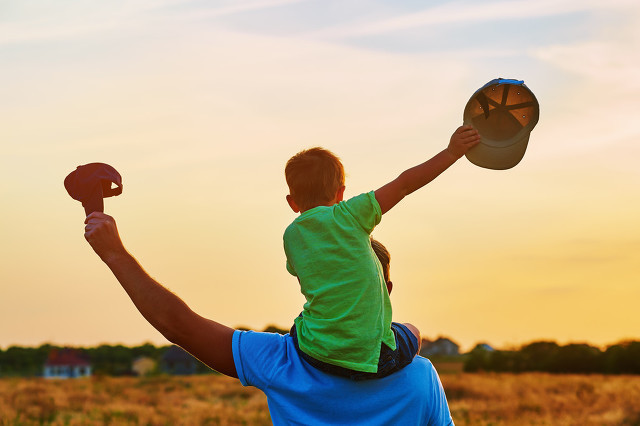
[
  {"xmin": 0, "ymin": 375, "xmax": 269, "ymax": 425},
  {"xmin": 1, "ymin": 373, "xmax": 639, "ymax": 425},
  {"xmin": 442, "ymin": 372, "xmax": 640, "ymax": 426}
]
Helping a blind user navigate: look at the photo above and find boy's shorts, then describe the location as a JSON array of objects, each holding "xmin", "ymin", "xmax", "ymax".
[{"xmin": 289, "ymin": 321, "xmax": 420, "ymax": 381}]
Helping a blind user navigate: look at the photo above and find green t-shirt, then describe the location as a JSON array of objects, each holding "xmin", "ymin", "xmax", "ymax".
[{"xmin": 283, "ymin": 191, "xmax": 396, "ymax": 373}]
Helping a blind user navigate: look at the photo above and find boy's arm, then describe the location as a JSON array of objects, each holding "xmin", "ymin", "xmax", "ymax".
[
  {"xmin": 375, "ymin": 125, "xmax": 480, "ymax": 214},
  {"xmin": 84, "ymin": 212, "xmax": 237, "ymax": 378}
]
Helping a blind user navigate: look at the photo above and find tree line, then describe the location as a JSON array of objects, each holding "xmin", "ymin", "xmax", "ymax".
[
  {"xmin": 0, "ymin": 343, "xmax": 213, "ymax": 377},
  {"xmin": 0, "ymin": 325, "xmax": 289, "ymax": 377},
  {"xmin": 4, "ymin": 334, "xmax": 638, "ymax": 377},
  {"xmin": 464, "ymin": 340, "xmax": 640, "ymax": 374}
]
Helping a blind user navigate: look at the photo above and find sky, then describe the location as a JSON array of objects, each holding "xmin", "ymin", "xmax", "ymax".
[{"xmin": 1, "ymin": 0, "xmax": 639, "ymax": 352}]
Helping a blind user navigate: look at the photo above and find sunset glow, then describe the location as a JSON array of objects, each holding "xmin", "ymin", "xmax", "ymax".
[{"xmin": 2, "ymin": 0, "xmax": 639, "ymax": 351}]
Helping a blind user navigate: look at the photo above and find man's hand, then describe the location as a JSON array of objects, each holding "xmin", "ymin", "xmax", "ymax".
[
  {"xmin": 84, "ymin": 212, "xmax": 127, "ymax": 264},
  {"xmin": 447, "ymin": 125, "xmax": 481, "ymax": 159}
]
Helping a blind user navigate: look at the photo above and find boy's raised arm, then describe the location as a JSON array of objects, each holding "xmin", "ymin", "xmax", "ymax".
[{"xmin": 374, "ymin": 125, "xmax": 480, "ymax": 215}]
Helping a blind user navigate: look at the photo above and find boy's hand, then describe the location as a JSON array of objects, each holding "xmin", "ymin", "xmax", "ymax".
[{"xmin": 447, "ymin": 125, "xmax": 480, "ymax": 159}]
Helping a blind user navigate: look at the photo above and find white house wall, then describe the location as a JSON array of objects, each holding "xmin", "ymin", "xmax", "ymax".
[{"xmin": 44, "ymin": 365, "xmax": 92, "ymax": 378}]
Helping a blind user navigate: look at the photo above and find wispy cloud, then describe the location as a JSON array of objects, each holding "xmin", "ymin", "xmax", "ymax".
[
  {"xmin": 165, "ymin": 0, "xmax": 309, "ymax": 21},
  {"xmin": 534, "ymin": 39, "xmax": 640, "ymax": 89},
  {"xmin": 306, "ymin": 0, "xmax": 637, "ymax": 40},
  {"xmin": 0, "ymin": 0, "xmax": 310, "ymax": 45}
]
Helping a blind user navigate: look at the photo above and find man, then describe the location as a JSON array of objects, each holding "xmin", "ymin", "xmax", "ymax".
[{"xmin": 83, "ymin": 212, "xmax": 454, "ymax": 425}]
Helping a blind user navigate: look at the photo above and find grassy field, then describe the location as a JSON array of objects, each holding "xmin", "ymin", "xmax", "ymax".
[
  {"xmin": 1, "ymin": 371, "xmax": 639, "ymax": 425},
  {"xmin": 441, "ymin": 372, "xmax": 640, "ymax": 425}
]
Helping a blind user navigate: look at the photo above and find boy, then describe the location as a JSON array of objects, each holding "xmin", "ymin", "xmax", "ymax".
[{"xmin": 284, "ymin": 125, "xmax": 480, "ymax": 380}]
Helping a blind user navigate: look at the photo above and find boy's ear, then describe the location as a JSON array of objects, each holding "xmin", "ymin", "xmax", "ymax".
[
  {"xmin": 286, "ymin": 195, "xmax": 300, "ymax": 213},
  {"xmin": 335, "ymin": 186, "xmax": 346, "ymax": 203}
]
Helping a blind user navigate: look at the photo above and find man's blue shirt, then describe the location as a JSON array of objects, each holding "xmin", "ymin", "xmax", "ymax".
[{"xmin": 232, "ymin": 330, "xmax": 455, "ymax": 425}]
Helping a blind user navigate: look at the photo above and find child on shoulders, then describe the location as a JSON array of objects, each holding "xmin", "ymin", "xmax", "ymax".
[{"xmin": 284, "ymin": 125, "xmax": 480, "ymax": 380}]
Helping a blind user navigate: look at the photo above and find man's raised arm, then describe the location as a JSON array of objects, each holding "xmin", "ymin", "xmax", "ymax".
[{"xmin": 83, "ymin": 212, "xmax": 237, "ymax": 378}]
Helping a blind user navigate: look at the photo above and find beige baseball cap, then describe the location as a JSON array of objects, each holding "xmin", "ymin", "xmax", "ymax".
[{"xmin": 463, "ymin": 78, "xmax": 539, "ymax": 170}]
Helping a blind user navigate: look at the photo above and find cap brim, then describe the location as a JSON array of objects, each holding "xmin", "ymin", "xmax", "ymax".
[
  {"xmin": 462, "ymin": 79, "xmax": 539, "ymax": 171},
  {"xmin": 465, "ymin": 133, "xmax": 529, "ymax": 170}
]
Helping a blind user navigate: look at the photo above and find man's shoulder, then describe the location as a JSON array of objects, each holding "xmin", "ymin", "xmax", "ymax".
[
  {"xmin": 233, "ymin": 330, "xmax": 288, "ymax": 387},
  {"xmin": 234, "ymin": 330, "xmax": 440, "ymax": 388},
  {"xmin": 405, "ymin": 356, "xmax": 442, "ymax": 387},
  {"xmin": 410, "ymin": 355, "xmax": 437, "ymax": 370},
  {"xmin": 234, "ymin": 331, "xmax": 452, "ymax": 425}
]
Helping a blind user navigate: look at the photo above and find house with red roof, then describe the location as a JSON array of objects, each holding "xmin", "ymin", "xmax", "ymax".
[{"xmin": 43, "ymin": 348, "xmax": 92, "ymax": 379}]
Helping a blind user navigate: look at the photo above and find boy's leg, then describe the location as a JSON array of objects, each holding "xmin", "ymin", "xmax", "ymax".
[
  {"xmin": 371, "ymin": 322, "xmax": 421, "ymax": 379},
  {"xmin": 402, "ymin": 322, "xmax": 421, "ymax": 354}
]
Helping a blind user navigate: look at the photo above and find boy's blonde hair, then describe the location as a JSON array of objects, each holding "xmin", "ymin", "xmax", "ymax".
[{"xmin": 285, "ymin": 147, "xmax": 345, "ymax": 211}]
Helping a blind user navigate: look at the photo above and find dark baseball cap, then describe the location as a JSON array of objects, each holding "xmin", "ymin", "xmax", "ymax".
[
  {"xmin": 463, "ymin": 78, "xmax": 539, "ymax": 170},
  {"xmin": 64, "ymin": 163, "xmax": 122, "ymax": 216}
]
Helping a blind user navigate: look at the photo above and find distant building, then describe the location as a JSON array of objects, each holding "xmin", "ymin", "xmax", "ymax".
[
  {"xmin": 43, "ymin": 348, "xmax": 92, "ymax": 379},
  {"xmin": 132, "ymin": 356, "xmax": 157, "ymax": 376},
  {"xmin": 420, "ymin": 337, "xmax": 460, "ymax": 357},
  {"xmin": 160, "ymin": 346, "xmax": 198, "ymax": 375},
  {"xmin": 473, "ymin": 343, "xmax": 495, "ymax": 352}
]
